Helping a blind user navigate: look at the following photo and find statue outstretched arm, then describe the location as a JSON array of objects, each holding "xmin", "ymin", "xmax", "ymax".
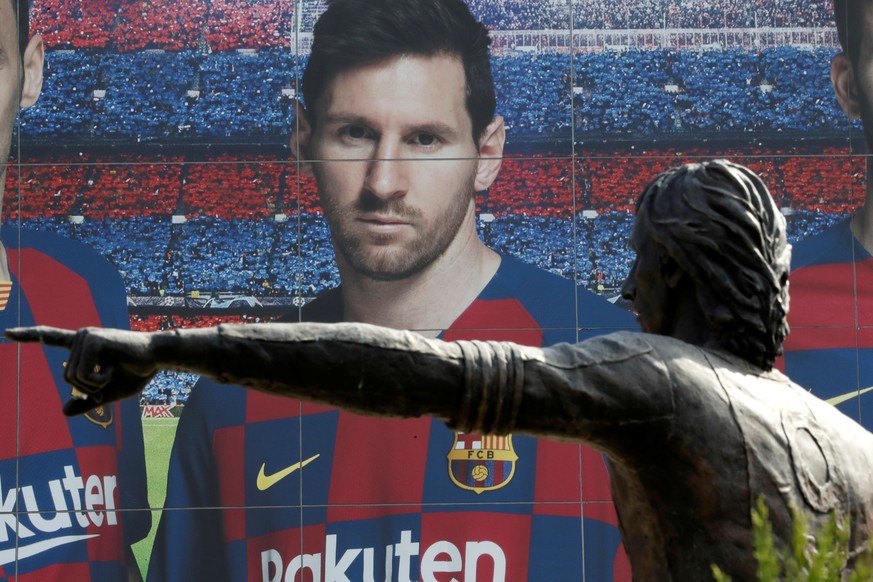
[
  {"xmin": 5, "ymin": 325, "xmax": 670, "ymax": 441},
  {"xmin": 5, "ymin": 323, "xmax": 517, "ymax": 427}
]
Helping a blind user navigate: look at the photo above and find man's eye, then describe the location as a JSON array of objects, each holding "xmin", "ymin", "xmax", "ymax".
[
  {"xmin": 414, "ymin": 133, "xmax": 438, "ymax": 147},
  {"xmin": 343, "ymin": 126, "xmax": 368, "ymax": 139}
]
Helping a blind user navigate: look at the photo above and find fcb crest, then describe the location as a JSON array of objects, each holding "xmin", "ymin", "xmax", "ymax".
[
  {"xmin": 67, "ymin": 385, "xmax": 113, "ymax": 428},
  {"xmin": 83, "ymin": 403, "xmax": 113, "ymax": 429},
  {"xmin": 447, "ymin": 432, "xmax": 518, "ymax": 494}
]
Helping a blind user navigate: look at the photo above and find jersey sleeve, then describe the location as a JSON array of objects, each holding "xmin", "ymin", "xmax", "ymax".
[
  {"xmin": 100, "ymin": 257, "xmax": 152, "ymax": 547},
  {"xmin": 147, "ymin": 377, "xmax": 229, "ymax": 582}
]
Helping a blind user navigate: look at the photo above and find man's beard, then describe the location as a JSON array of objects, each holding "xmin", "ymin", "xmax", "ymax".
[{"xmin": 319, "ymin": 177, "xmax": 477, "ymax": 282}]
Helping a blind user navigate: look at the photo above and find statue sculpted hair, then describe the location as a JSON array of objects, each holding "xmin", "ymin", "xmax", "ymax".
[{"xmin": 635, "ymin": 160, "xmax": 791, "ymax": 370}]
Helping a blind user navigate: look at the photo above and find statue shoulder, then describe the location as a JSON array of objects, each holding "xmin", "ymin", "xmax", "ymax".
[{"xmin": 545, "ymin": 331, "xmax": 667, "ymax": 371}]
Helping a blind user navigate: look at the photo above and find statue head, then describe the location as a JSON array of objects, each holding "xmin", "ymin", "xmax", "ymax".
[{"xmin": 628, "ymin": 159, "xmax": 791, "ymax": 370}]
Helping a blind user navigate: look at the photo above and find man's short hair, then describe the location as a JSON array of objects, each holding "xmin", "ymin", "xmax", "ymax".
[
  {"xmin": 301, "ymin": 0, "xmax": 496, "ymax": 143},
  {"xmin": 833, "ymin": 0, "xmax": 870, "ymax": 65},
  {"xmin": 635, "ymin": 159, "xmax": 791, "ymax": 370},
  {"xmin": 12, "ymin": 0, "xmax": 29, "ymax": 57}
]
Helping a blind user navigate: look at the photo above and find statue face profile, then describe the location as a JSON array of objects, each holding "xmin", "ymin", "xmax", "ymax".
[{"xmin": 621, "ymin": 210, "xmax": 674, "ymax": 336}]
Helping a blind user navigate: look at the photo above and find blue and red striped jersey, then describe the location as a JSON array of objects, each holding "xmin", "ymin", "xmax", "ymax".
[
  {"xmin": 784, "ymin": 218, "xmax": 873, "ymax": 431},
  {"xmin": 0, "ymin": 228, "xmax": 149, "ymax": 581},
  {"xmin": 149, "ymin": 254, "xmax": 637, "ymax": 581}
]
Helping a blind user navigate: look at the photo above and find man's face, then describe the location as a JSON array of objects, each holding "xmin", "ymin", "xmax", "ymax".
[
  {"xmin": 853, "ymin": 10, "xmax": 873, "ymax": 147},
  {"xmin": 297, "ymin": 54, "xmax": 490, "ymax": 281},
  {"xmin": 0, "ymin": 0, "xmax": 41, "ymax": 218},
  {"xmin": 620, "ymin": 211, "xmax": 672, "ymax": 335},
  {"xmin": 0, "ymin": 1, "xmax": 22, "ymax": 182},
  {"xmin": 833, "ymin": 5, "xmax": 873, "ymax": 149}
]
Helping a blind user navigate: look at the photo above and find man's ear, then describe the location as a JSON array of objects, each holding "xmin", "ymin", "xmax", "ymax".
[
  {"xmin": 831, "ymin": 52, "xmax": 861, "ymax": 119},
  {"xmin": 473, "ymin": 116, "xmax": 505, "ymax": 192},
  {"xmin": 290, "ymin": 101, "xmax": 314, "ymax": 177},
  {"xmin": 19, "ymin": 35, "xmax": 44, "ymax": 109},
  {"xmin": 660, "ymin": 254, "xmax": 685, "ymax": 289}
]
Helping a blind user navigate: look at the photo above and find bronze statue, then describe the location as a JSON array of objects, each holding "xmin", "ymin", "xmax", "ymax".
[{"xmin": 8, "ymin": 160, "xmax": 873, "ymax": 581}]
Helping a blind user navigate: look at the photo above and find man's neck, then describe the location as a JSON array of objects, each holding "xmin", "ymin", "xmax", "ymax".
[
  {"xmin": 0, "ymin": 185, "xmax": 7, "ymax": 280},
  {"xmin": 0, "ymin": 240, "xmax": 8, "ymax": 281},
  {"xmin": 338, "ymin": 235, "xmax": 501, "ymax": 338},
  {"xmin": 0, "ymin": 215, "xmax": 7, "ymax": 280},
  {"xmin": 851, "ymin": 199, "xmax": 873, "ymax": 255}
]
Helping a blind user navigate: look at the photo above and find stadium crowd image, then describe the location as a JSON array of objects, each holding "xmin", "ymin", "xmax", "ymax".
[{"xmin": 1, "ymin": 0, "xmax": 872, "ymax": 580}]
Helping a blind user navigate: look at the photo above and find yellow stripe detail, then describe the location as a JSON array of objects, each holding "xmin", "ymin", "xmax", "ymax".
[
  {"xmin": 826, "ymin": 386, "xmax": 873, "ymax": 407},
  {"xmin": 0, "ymin": 281, "xmax": 10, "ymax": 311}
]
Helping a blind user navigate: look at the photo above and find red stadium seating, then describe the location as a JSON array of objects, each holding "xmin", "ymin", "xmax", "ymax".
[
  {"xmin": 31, "ymin": 0, "xmax": 117, "ymax": 49},
  {"xmin": 6, "ymin": 149, "xmax": 863, "ymax": 223},
  {"xmin": 205, "ymin": 0, "xmax": 293, "ymax": 50},
  {"xmin": 114, "ymin": 0, "xmax": 206, "ymax": 51}
]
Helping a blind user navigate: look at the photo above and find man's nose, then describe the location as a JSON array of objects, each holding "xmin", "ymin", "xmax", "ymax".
[
  {"xmin": 619, "ymin": 280, "xmax": 635, "ymax": 303},
  {"xmin": 619, "ymin": 262, "xmax": 637, "ymax": 302},
  {"xmin": 364, "ymin": 141, "xmax": 407, "ymax": 200}
]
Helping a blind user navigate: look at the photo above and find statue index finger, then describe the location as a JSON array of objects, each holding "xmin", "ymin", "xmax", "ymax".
[{"xmin": 5, "ymin": 326, "xmax": 77, "ymax": 348}]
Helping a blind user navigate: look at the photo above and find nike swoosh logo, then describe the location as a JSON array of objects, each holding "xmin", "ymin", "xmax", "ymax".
[
  {"xmin": 0, "ymin": 534, "xmax": 99, "ymax": 566},
  {"xmin": 257, "ymin": 454, "xmax": 320, "ymax": 491},
  {"xmin": 826, "ymin": 385, "xmax": 873, "ymax": 407}
]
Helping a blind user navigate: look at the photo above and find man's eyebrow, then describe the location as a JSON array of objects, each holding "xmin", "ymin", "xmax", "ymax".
[
  {"xmin": 321, "ymin": 113, "xmax": 370, "ymax": 127},
  {"xmin": 322, "ymin": 113, "xmax": 461, "ymax": 138},
  {"xmin": 412, "ymin": 122, "xmax": 461, "ymax": 139}
]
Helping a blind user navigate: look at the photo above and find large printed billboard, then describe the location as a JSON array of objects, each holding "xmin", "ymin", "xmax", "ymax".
[{"xmin": 1, "ymin": 0, "xmax": 868, "ymax": 579}]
